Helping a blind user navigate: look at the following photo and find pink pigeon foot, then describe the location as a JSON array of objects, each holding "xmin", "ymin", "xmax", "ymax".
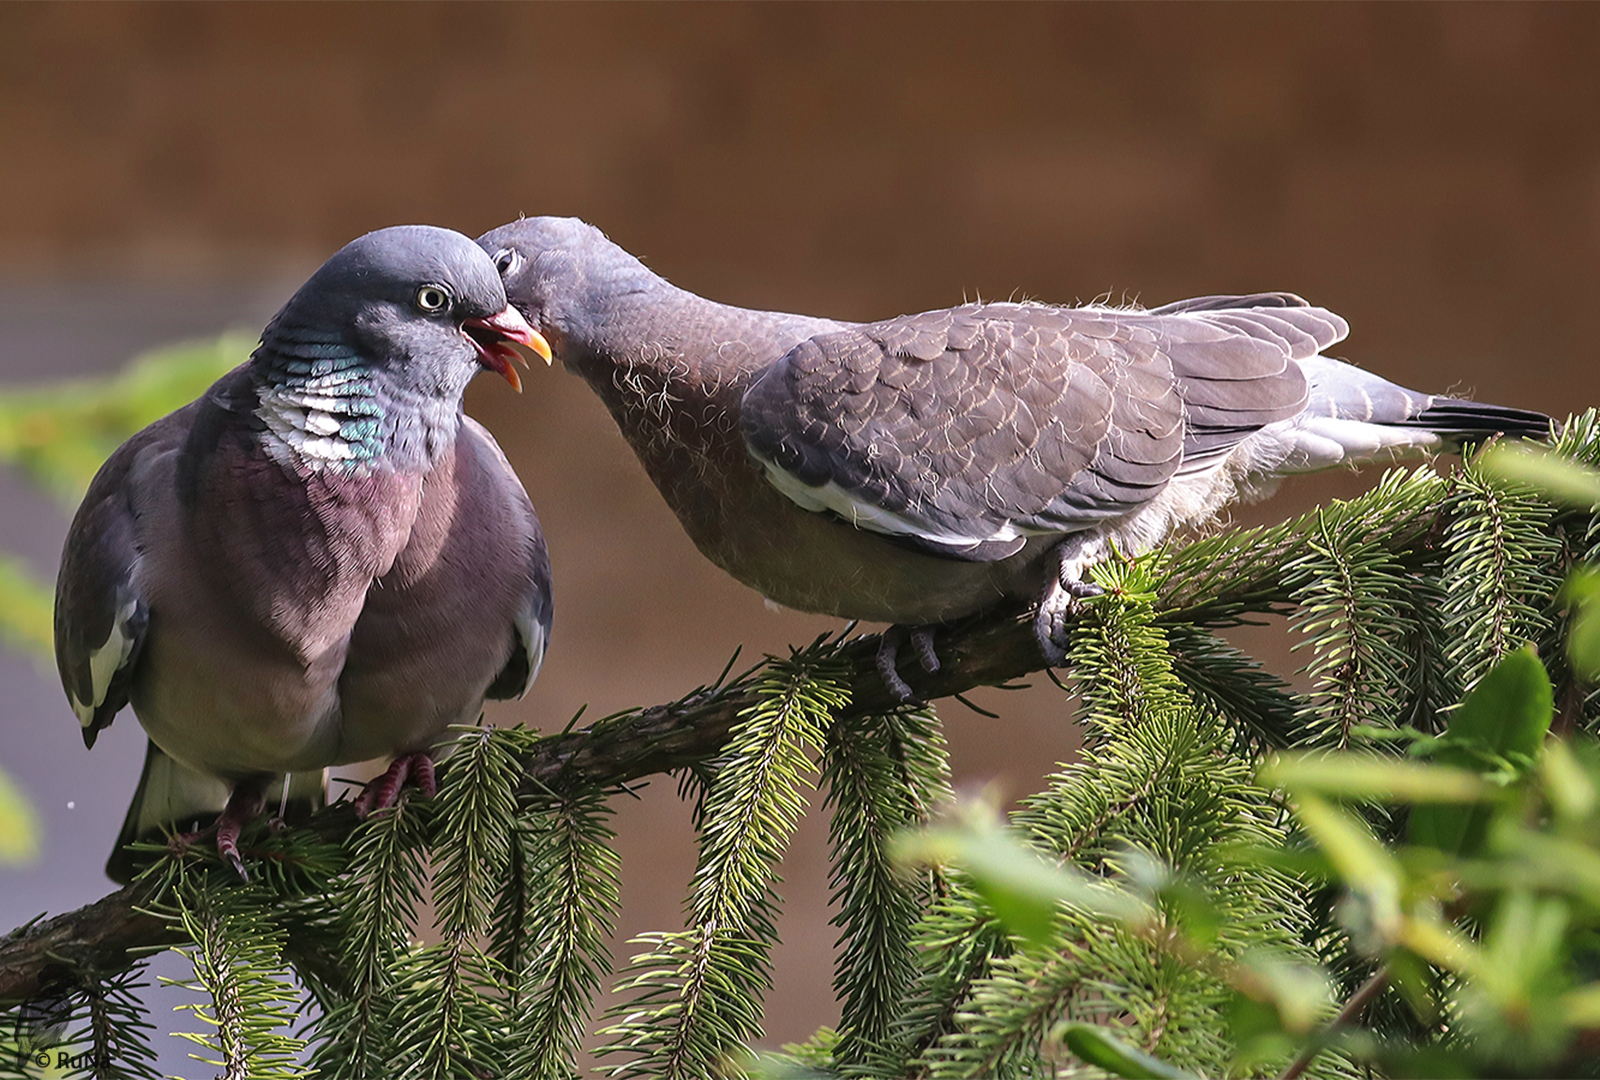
[
  {"xmin": 353, "ymin": 752, "xmax": 438, "ymax": 819},
  {"xmin": 214, "ymin": 778, "xmax": 268, "ymax": 880}
]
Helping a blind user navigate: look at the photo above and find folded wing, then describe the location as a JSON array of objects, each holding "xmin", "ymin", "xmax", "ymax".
[
  {"xmin": 53, "ymin": 409, "xmax": 196, "ymax": 746},
  {"xmin": 740, "ymin": 296, "xmax": 1333, "ymax": 560}
]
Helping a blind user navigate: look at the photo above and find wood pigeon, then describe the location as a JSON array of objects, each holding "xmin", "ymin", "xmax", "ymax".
[
  {"xmin": 477, "ymin": 216, "xmax": 1551, "ymax": 700},
  {"xmin": 55, "ymin": 225, "xmax": 555, "ymax": 880}
]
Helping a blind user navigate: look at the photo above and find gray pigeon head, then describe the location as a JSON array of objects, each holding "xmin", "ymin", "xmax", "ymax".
[
  {"xmin": 260, "ymin": 224, "xmax": 536, "ymax": 397},
  {"xmin": 477, "ymin": 217, "xmax": 658, "ymax": 356}
]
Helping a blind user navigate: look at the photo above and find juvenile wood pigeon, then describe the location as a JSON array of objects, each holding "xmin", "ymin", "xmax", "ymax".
[
  {"xmin": 478, "ymin": 216, "xmax": 1550, "ymax": 699},
  {"xmin": 55, "ymin": 225, "xmax": 555, "ymax": 880}
]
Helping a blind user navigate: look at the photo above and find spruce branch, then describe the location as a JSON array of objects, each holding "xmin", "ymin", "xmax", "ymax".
[
  {"xmin": 1, "ymin": 962, "xmax": 161, "ymax": 1080},
  {"xmin": 384, "ymin": 944, "xmax": 505, "ymax": 1080},
  {"xmin": 918, "ymin": 944, "xmax": 1089, "ymax": 1079},
  {"xmin": 491, "ymin": 818, "xmax": 533, "ymax": 1009},
  {"xmin": 74, "ymin": 965, "xmax": 161, "ymax": 1080},
  {"xmin": 1068, "ymin": 560, "xmax": 1192, "ymax": 744},
  {"xmin": 433, "ymin": 726, "xmax": 519, "ymax": 940},
  {"xmin": 0, "ymin": 895, "xmax": 172, "ymax": 1033},
  {"xmin": 910, "ymin": 568, "xmax": 1327, "ymax": 1078},
  {"xmin": 309, "ymin": 781, "xmax": 430, "ymax": 1077},
  {"xmin": 822, "ymin": 708, "xmax": 950, "ymax": 1072},
  {"xmin": 1165, "ymin": 623, "xmax": 1301, "ymax": 751},
  {"xmin": 890, "ymin": 893, "xmax": 1010, "ymax": 1079},
  {"xmin": 1286, "ymin": 508, "xmax": 1416, "ymax": 748},
  {"xmin": 385, "ymin": 726, "xmax": 521, "ymax": 1079},
  {"xmin": 0, "ymin": 457, "xmax": 1575, "ymax": 1011},
  {"xmin": 165, "ymin": 876, "xmax": 309, "ymax": 1080},
  {"xmin": 1396, "ymin": 572, "xmax": 1457, "ymax": 734},
  {"xmin": 1441, "ymin": 463, "xmax": 1561, "ymax": 689},
  {"xmin": 509, "ymin": 789, "xmax": 621, "ymax": 1079},
  {"xmin": 600, "ymin": 655, "xmax": 844, "ymax": 1079}
]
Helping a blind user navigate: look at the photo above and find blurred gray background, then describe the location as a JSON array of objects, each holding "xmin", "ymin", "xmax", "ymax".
[{"xmin": 2, "ymin": 1, "xmax": 1598, "ymax": 1059}]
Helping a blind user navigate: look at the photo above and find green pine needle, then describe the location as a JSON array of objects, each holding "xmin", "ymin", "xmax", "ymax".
[
  {"xmin": 600, "ymin": 655, "xmax": 847, "ymax": 1079},
  {"xmin": 165, "ymin": 876, "xmax": 310, "ymax": 1080},
  {"xmin": 509, "ymin": 789, "xmax": 621, "ymax": 1079},
  {"xmin": 823, "ymin": 707, "xmax": 951, "ymax": 1072},
  {"xmin": 309, "ymin": 780, "xmax": 430, "ymax": 1077}
]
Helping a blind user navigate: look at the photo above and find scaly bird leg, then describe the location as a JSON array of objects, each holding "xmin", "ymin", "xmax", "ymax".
[
  {"xmin": 1034, "ymin": 537, "xmax": 1106, "ymax": 667},
  {"xmin": 875, "ymin": 624, "xmax": 942, "ymax": 704},
  {"xmin": 353, "ymin": 752, "xmax": 438, "ymax": 819},
  {"xmin": 215, "ymin": 777, "xmax": 269, "ymax": 881}
]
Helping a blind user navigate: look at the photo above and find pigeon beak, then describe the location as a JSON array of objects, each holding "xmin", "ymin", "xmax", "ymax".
[{"xmin": 462, "ymin": 306, "xmax": 552, "ymax": 393}]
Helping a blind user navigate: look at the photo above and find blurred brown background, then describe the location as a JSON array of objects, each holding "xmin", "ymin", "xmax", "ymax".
[{"xmin": 2, "ymin": 1, "xmax": 1598, "ymax": 1059}]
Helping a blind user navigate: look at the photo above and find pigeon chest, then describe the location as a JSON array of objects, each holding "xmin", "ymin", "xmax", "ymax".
[{"xmin": 583, "ymin": 358, "xmax": 758, "ymax": 524}]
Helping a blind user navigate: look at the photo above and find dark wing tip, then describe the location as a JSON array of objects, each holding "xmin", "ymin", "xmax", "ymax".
[
  {"xmin": 485, "ymin": 651, "xmax": 531, "ymax": 701},
  {"xmin": 1404, "ymin": 398, "xmax": 1555, "ymax": 444}
]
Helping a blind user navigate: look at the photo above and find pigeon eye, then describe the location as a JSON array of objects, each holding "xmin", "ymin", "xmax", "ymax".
[
  {"xmin": 494, "ymin": 249, "xmax": 520, "ymax": 275},
  {"xmin": 415, "ymin": 285, "xmax": 450, "ymax": 313}
]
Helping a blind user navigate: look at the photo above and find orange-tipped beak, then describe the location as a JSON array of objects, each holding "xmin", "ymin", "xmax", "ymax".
[{"xmin": 463, "ymin": 306, "xmax": 552, "ymax": 393}]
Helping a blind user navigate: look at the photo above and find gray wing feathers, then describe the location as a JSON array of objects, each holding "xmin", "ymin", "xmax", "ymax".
[
  {"xmin": 740, "ymin": 291, "xmax": 1529, "ymax": 561},
  {"xmin": 1154, "ymin": 298, "xmax": 1339, "ymax": 471},
  {"xmin": 742, "ymin": 302, "xmax": 1191, "ymax": 559},
  {"xmin": 741, "ymin": 296, "xmax": 1346, "ymax": 557},
  {"xmin": 54, "ymin": 418, "xmax": 186, "ymax": 745}
]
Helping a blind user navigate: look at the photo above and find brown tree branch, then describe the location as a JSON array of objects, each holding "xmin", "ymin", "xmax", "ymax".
[{"xmin": 1276, "ymin": 966, "xmax": 1390, "ymax": 1080}]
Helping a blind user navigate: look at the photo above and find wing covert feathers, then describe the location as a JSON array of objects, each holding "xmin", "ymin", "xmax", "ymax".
[
  {"xmin": 741, "ymin": 297, "xmax": 1324, "ymax": 559},
  {"xmin": 54, "ymin": 415, "xmax": 186, "ymax": 744}
]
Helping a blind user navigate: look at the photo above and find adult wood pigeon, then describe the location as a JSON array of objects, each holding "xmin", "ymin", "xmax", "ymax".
[
  {"xmin": 55, "ymin": 225, "xmax": 555, "ymax": 880},
  {"xmin": 478, "ymin": 216, "xmax": 1550, "ymax": 699}
]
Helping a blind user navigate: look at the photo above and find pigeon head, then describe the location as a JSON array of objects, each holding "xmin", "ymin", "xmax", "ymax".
[
  {"xmin": 259, "ymin": 225, "xmax": 547, "ymax": 396},
  {"xmin": 477, "ymin": 217, "xmax": 662, "ymax": 362}
]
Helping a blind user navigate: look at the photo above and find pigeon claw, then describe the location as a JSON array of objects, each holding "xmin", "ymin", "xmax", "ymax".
[
  {"xmin": 1033, "ymin": 579, "xmax": 1103, "ymax": 668},
  {"xmin": 1034, "ymin": 537, "xmax": 1107, "ymax": 667},
  {"xmin": 212, "ymin": 778, "xmax": 268, "ymax": 882},
  {"xmin": 876, "ymin": 625, "xmax": 941, "ymax": 704},
  {"xmin": 217, "ymin": 835, "xmax": 248, "ymax": 882},
  {"xmin": 354, "ymin": 752, "xmax": 438, "ymax": 819}
]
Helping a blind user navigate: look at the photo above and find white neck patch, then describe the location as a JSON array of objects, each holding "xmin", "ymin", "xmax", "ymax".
[{"xmin": 256, "ymin": 381, "xmax": 366, "ymax": 470}]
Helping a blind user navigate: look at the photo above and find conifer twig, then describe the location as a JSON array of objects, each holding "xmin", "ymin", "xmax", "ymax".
[{"xmin": 1276, "ymin": 965, "xmax": 1389, "ymax": 1080}]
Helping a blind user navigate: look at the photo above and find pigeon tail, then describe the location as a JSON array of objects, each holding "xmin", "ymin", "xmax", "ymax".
[
  {"xmin": 1394, "ymin": 397, "xmax": 1555, "ymax": 448},
  {"xmin": 1266, "ymin": 355, "xmax": 1555, "ymax": 473}
]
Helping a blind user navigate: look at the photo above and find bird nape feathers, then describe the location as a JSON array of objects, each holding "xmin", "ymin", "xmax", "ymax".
[
  {"xmin": 478, "ymin": 215, "xmax": 1550, "ymax": 701},
  {"xmin": 54, "ymin": 224, "xmax": 555, "ymax": 881}
]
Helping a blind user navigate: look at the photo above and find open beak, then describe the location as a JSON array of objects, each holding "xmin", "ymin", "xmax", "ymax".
[{"xmin": 462, "ymin": 306, "xmax": 553, "ymax": 393}]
